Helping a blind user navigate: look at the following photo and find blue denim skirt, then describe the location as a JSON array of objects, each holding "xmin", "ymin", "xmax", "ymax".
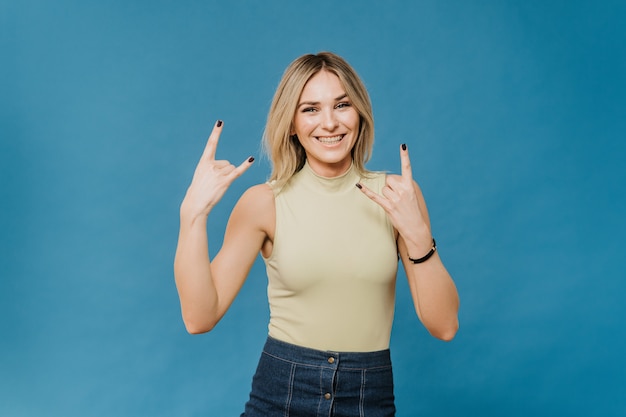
[{"xmin": 241, "ymin": 336, "xmax": 395, "ymax": 417}]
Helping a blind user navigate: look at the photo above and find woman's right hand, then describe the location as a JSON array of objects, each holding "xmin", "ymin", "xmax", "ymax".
[{"xmin": 181, "ymin": 120, "xmax": 255, "ymax": 219}]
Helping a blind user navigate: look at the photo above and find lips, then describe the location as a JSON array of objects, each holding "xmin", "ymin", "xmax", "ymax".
[{"xmin": 315, "ymin": 134, "xmax": 344, "ymax": 144}]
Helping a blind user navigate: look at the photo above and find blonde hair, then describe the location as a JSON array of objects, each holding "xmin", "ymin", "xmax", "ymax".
[{"xmin": 263, "ymin": 52, "xmax": 374, "ymax": 187}]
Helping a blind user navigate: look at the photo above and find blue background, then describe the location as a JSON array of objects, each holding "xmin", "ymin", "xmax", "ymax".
[{"xmin": 2, "ymin": 1, "xmax": 625, "ymax": 416}]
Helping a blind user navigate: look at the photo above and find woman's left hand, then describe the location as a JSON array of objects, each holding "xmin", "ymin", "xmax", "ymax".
[{"xmin": 357, "ymin": 144, "xmax": 432, "ymax": 250}]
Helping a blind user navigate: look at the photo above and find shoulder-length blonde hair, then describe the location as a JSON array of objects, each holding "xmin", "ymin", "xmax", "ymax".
[{"xmin": 263, "ymin": 52, "xmax": 374, "ymax": 187}]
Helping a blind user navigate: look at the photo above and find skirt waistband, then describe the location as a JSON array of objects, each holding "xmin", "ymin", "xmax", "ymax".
[{"xmin": 262, "ymin": 336, "xmax": 392, "ymax": 370}]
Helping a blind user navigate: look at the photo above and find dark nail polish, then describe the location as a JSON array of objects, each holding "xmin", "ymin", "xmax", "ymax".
[
  {"xmin": 401, "ymin": 143, "xmax": 407, "ymax": 151},
  {"xmin": 355, "ymin": 183, "xmax": 362, "ymax": 189},
  {"xmin": 248, "ymin": 156, "xmax": 255, "ymax": 163},
  {"xmin": 217, "ymin": 120, "xmax": 223, "ymax": 127}
]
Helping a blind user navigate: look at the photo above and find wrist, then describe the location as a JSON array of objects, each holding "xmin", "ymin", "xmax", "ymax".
[
  {"xmin": 407, "ymin": 238, "xmax": 437, "ymax": 264},
  {"xmin": 180, "ymin": 199, "xmax": 210, "ymax": 226},
  {"xmin": 401, "ymin": 224, "xmax": 432, "ymax": 253}
]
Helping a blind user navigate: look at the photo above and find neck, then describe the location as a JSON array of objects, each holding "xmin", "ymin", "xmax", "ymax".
[{"xmin": 306, "ymin": 159, "xmax": 353, "ymax": 178}]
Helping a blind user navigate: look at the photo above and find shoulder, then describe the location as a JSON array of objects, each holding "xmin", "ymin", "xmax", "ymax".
[
  {"xmin": 240, "ymin": 183, "xmax": 274, "ymax": 201},
  {"xmin": 234, "ymin": 183, "xmax": 274, "ymax": 215},
  {"xmin": 230, "ymin": 183, "xmax": 275, "ymax": 234}
]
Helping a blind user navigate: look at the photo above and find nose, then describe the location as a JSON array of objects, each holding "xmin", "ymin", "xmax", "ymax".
[{"xmin": 321, "ymin": 108, "xmax": 338, "ymax": 130}]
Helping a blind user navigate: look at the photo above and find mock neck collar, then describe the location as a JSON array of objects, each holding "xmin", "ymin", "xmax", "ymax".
[{"xmin": 298, "ymin": 160, "xmax": 358, "ymax": 194}]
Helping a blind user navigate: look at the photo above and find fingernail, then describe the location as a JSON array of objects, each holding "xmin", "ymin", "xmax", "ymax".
[
  {"xmin": 401, "ymin": 143, "xmax": 407, "ymax": 151},
  {"xmin": 355, "ymin": 183, "xmax": 362, "ymax": 189},
  {"xmin": 248, "ymin": 156, "xmax": 255, "ymax": 163},
  {"xmin": 217, "ymin": 120, "xmax": 223, "ymax": 127}
]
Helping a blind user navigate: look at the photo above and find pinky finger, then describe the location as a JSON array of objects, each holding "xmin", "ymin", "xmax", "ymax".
[
  {"xmin": 231, "ymin": 156, "xmax": 256, "ymax": 178},
  {"xmin": 356, "ymin": 182, "xmax": 391, "ymax": 212}
]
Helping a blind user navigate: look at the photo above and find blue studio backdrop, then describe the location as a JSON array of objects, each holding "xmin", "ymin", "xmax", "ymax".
[{"xmin": 1, "ymin": 1, "xmax": 625, "ymax": 416}]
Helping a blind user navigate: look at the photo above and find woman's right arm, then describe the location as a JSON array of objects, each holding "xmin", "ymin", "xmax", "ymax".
[{"xmin": 173, "ymin": 120, "xmax": 262, "ymax": 334}]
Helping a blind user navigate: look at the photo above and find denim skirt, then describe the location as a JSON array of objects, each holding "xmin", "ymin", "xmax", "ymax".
[{"xmin": 241, "ymin": 336, "xmax": 395, "ymax": 417}]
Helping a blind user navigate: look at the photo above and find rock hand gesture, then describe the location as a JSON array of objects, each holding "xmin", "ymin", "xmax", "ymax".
[{"xmin": 181, "ymin": 120, "xmax": 255, "ymax": 219}]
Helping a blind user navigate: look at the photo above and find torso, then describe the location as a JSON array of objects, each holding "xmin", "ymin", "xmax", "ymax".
[{"xmin": 260, "ymin": 162, "xmax": 399, "ymax": 352}]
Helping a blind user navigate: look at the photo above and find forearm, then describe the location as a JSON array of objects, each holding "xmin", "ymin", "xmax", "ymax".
[
  {"xmin": 174, "ymin": 209, "xmax": 220, "ymax": 334},
  {"xmin": 401, "ymin": 237, "xmax": 460, "ymax": 341},
  {"xmin": 407, "ymin": 254, "xmax": 459, "ymax": 339}
]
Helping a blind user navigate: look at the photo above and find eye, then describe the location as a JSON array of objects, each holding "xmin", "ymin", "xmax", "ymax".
[
  {"xmin": 336, "ymin": 101, "xmax": 352, "ymax": 109},
  {"xmin": 301, "ymin": 107, "xmax": 317, "ymax": 113}
]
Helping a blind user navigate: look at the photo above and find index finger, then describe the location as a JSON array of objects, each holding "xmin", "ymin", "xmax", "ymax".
[
  {"xmin": 200, "ymin": 120, "xmax": 224, "ymax": 161},
  {"xmin": 400, "ymin": 143, "xmax": 413, "ymax": 181}
]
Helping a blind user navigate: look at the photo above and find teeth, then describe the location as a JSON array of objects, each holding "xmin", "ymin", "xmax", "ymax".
[{"xmin": 317, "ymin": 135, "xmax": 343, "ymax": 144}]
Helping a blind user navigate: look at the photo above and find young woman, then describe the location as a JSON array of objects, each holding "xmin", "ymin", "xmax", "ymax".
[{"xmin": 174, "ymin": 52, "xmax": 459, "ymax": 416}]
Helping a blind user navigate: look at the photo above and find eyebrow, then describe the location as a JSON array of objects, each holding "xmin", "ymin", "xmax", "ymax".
[{"xmin": 298, "ymin": 93, "xmax": 349, "ymax": 108}]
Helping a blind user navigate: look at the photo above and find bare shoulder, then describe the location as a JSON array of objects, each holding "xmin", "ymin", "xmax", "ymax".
[
  {"xmin": 238, "ymin": 183, "xmax": 275, "ymax": 209},
  {"xmin": 231, "ymin": 183, "xmax": 275, "ymax": 237}
]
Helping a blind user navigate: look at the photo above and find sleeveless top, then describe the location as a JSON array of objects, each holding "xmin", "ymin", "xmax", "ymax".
[{"xmin": 263, "ymin": 161, "xmax": 398, "ymax": 352}]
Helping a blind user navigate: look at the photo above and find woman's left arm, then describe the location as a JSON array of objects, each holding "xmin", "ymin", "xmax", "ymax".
[{"xmin": 357, "ymin": 144, "xmax": 459, "ymax": 341}]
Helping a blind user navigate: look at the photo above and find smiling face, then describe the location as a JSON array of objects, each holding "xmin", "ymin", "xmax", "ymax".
[{"xmin": 292, "ymin": 70, "xmax": 361, "ymax": 177}]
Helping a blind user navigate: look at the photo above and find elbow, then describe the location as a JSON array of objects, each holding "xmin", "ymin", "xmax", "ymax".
[
  {"xmin": 185, "ymin": 323, "xmax": 213, "ymax": 335},
  {"xmin": 427, "ymin": 318, "xmax": 459, "ymax": 342},
  {"xmin": 182, "ymin": 315, "xmax": 218, "ymax": 335}
]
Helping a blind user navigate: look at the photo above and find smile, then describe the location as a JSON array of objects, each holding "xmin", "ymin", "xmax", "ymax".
[{"xmin": 315, "ymin": 135, "xmax": 344, "ymax": 144}]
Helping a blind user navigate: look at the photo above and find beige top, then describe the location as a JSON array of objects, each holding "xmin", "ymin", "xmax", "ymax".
[{"xmin": 263, "ymin": 162, "xmax": 398, "ymax": 352}]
